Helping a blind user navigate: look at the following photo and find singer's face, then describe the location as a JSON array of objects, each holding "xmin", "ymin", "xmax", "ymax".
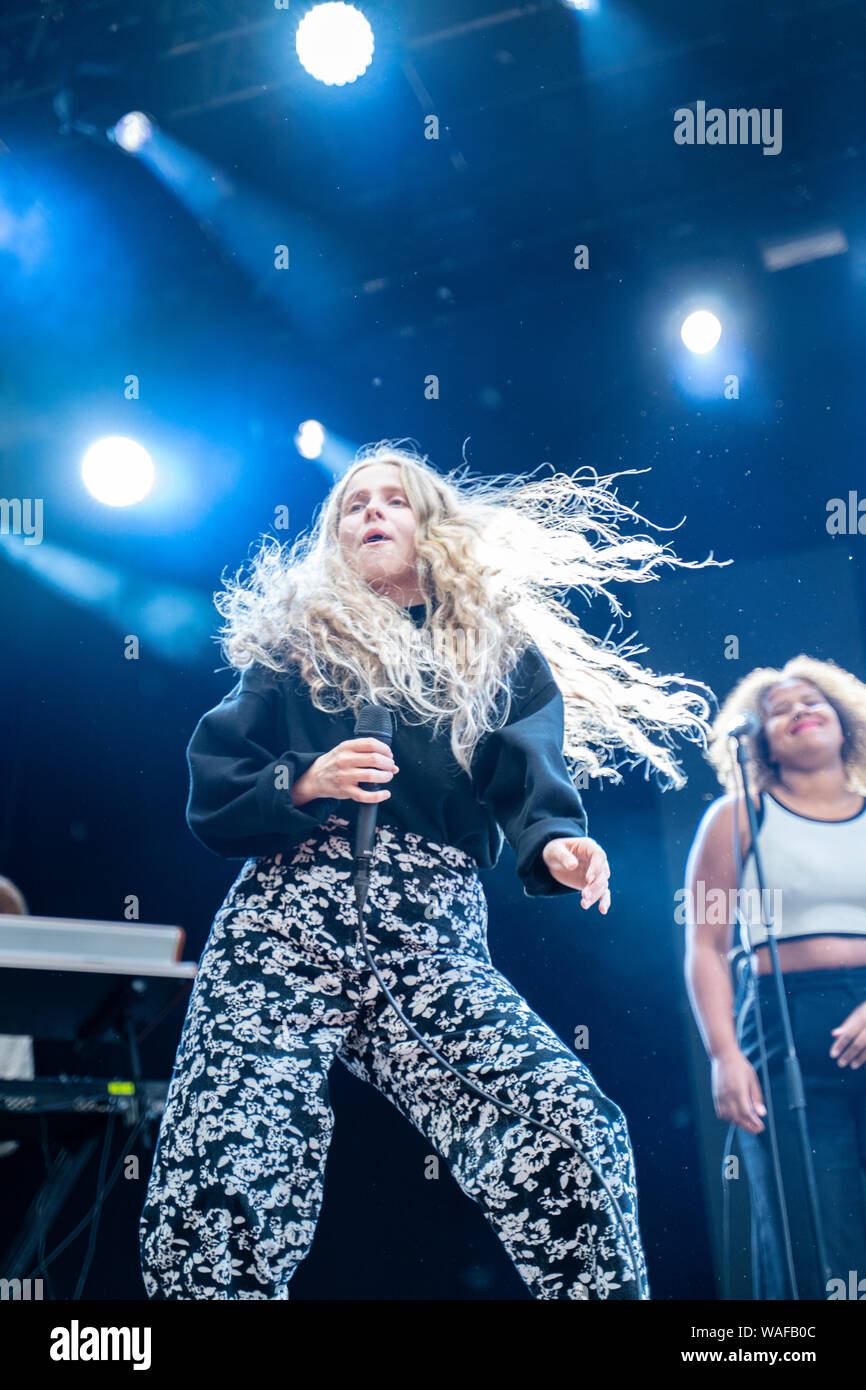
[
  {"xmin": 337, "ymin": 463, "xmax": 420, "ymax": 601},
  {"xmin": 759, "ymin": 679, "xmax": 844, "ymax": 771}
]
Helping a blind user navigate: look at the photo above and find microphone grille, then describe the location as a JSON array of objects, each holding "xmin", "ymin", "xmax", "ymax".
[{"xmin": 354, "ymin": 704, "xmax": 393, "ymax": 744}]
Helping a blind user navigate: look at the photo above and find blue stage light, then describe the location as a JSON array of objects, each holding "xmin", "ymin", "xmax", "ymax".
[
  {"xmin": 680, "ymin": 310, "xmax": 722, "ymax": 354},
  {"xmin": 295, "ymin": 420, "xmax": 325, "ymax": 459},
  {"xmin": 296, "ymin": 4, "xmax": 375, "ymax": 86},
  {"xmin": 111, "ymin": 112, "xmax": 154, "ymax": 152},
  {"xmin": 82, "ymin": 437, "xmax": 155, "ymax": 506}
]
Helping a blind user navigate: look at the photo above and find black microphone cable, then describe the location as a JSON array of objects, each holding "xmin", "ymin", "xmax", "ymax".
[{"xmin": 351, "ymin": 704, "xmax": 645, "ymax": 1295}]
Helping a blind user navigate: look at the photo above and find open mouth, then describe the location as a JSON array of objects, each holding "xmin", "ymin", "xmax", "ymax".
[
  {"xmin": 362, "ymin": 532, "xmax": 390, "ymax": 546},
  {"xmin": 791, "ymin": 719, "xmax": 822, "ymax": 733}
]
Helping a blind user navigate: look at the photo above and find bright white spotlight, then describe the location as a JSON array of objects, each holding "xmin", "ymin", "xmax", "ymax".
[
  {"xmin": 82, "ymin": 437, "xmax": 155, "ymax": 507},
  {"xmin": 296, "ymin": 4, "xmax": 375, "ymax": 86},
  {"xmin": 681, "ymin": 310, "xmax": 722, "ymax": 354},
  {"xmin": 295, "ymin": 420, "xmax": 325, "ymax": 459},
  {"xmin": 111, "ymin": 111, "xmax": 153, "ymax": 152}
]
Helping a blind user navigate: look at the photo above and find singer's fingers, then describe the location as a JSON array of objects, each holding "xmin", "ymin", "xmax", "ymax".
[
  {"xmin": 348, "ymin": 738, "xmax": 394, "ymax": 758},
  {"xmin": 349, "ymin": 753, "xmax": 397, "ymax": 770},
  {"xmin": 584, "ymin": 846, "xmax": 609, "ymax": 887},
  {"xmin": 351, "ymin": 769, "xmax": 393, "ymax": 783},
  {"xmin": 352, "ymin": 787, "xmax": 391, "ymax": 802}
]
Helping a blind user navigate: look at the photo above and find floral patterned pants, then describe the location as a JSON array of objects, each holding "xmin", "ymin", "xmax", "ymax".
[{"xmin": 139, "ymin": 818, "xmax": 649, "ymax": 1300}]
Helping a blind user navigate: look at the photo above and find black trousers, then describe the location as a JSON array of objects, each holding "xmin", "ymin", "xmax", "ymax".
[
  {"xmin": 139, "ymin": 818, "xmax": 649, "ymax": 1299},
  {"xmin": 737, "ymin": 964, "xmax": 866, "ymax": 1300}
]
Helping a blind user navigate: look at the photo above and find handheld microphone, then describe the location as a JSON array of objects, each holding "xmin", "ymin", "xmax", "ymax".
[
  {"xmin": 353, "ymin": 704, "xmax": 393, "ymax": 909},
  {"xmin": 725, "ymin": 710, "xmax": 761, "ymax": 740}
]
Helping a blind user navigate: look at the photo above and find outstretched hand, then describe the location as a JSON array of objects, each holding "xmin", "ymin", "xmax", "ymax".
[{"xmin": 542, "ymin": 837, "xmax": 611, "ymax": 912}]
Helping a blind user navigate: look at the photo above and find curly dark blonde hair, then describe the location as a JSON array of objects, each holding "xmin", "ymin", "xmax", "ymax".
[
  {"xmin": 706, "ymin": 655, "xmax": 866, "ymax": 795},
  {"xmin": 216, "ymin": 440, "xmax": 722, "ymax": 784}
]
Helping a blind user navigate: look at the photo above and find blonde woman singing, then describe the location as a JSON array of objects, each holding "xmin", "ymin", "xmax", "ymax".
[{"xmin": 140, "ymin": 442, "xmax": 713, "ymax": 1300}]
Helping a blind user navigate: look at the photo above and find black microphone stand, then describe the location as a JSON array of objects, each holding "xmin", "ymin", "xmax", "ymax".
[{"xmin": 734, "ymin": 736, "xmax": 831, "ymax": 1298}]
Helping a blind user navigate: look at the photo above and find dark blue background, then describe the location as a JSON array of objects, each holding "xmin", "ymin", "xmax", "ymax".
[{"xmin": 1, "ymin": 0, "xmax": 864, "ymax": 1299}]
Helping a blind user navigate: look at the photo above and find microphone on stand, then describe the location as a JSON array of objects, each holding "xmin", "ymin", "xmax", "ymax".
[
  {"xmin": 353, "ymin": 704, "xmax": 394, "ymax": 912},
  {"xmin": 725, "ymin": 710, "xmax": 761, "ymax": 740}
]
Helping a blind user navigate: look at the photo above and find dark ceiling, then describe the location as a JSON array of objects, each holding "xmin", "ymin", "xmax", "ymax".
[
  {"xmin": 0, "ymin": 0, "xmax": 863, "ymax": 590},
  {"xmin": 2, "ymin": 0, "xmax": 862, "ymax": 335}
]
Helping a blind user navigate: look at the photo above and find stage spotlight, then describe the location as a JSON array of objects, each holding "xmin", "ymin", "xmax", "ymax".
[
  {"xmin": 296, "ymin": 4, "xmax": 375, "ymax": 86},
  {"xmin": 562, "ymin": 0, "xmax": 597, "ymax": 9},
  {"xmin": 295, "ymin": 420, "xmax": 325, "ymax": 459},
  {"xmin": 82, "ymin": 437, "xmax": 155, "ymax": 507},
  {"xmin": 110, "ymin": 111, "xmax": 153, "ymax": 152},
  {"xmin": 680, "ymin": 310, "xmax": 722, "ymax": 354}
]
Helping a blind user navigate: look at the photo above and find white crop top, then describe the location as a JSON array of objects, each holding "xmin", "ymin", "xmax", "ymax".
[{"xmin": 738, "ymin": 791, "xmax": 866, "ymax": 947}]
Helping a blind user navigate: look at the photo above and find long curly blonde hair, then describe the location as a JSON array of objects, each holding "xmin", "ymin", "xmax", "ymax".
[
  {"xmin": 216, "ymin": 440, "xmax": 724, "ymax": 786},
  {"xmin": 706, "ymin": 655, "xmax": 866, "ymax": 795}
]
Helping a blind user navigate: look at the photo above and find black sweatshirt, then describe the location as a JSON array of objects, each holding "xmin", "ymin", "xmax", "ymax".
[{"xmin": 186, "ymin": 606, "xmax": 588, "ymax": 896}]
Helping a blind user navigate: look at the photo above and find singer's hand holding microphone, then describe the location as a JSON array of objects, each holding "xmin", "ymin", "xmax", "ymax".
[{"xmin": 291, "ymin": 739, "xmax": 398, "ymax": 807}]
